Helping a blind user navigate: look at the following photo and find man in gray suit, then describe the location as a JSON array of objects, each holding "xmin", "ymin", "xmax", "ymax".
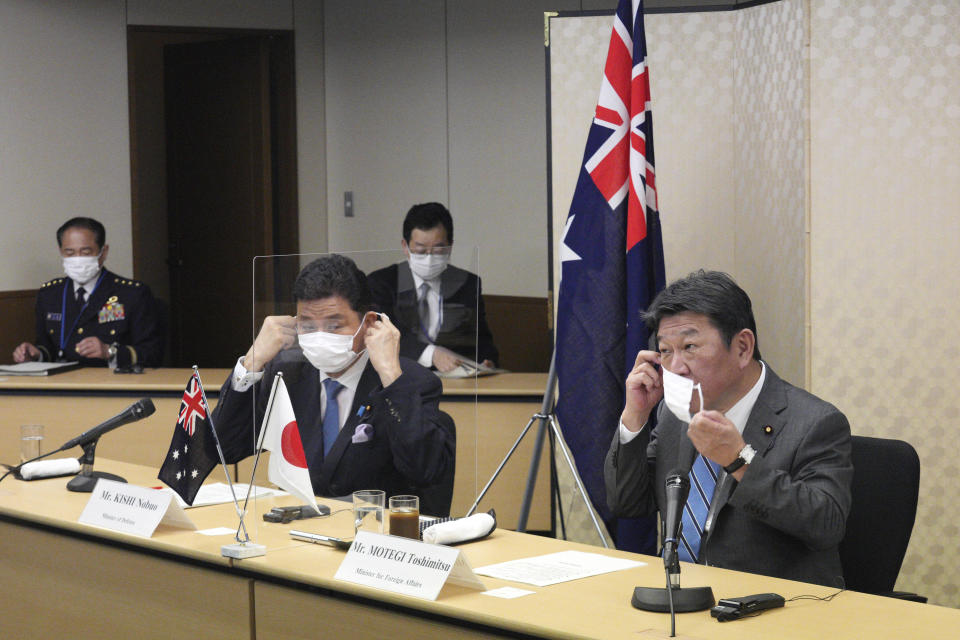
[{"xmin": 605, "ymin": 270, "xmax": 852, "ymax": 586}]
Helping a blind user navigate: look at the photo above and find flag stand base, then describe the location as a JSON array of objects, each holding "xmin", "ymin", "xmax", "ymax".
[{"xmin": 222, "ymin": 542, "xmax": 266, "ymax": 559}]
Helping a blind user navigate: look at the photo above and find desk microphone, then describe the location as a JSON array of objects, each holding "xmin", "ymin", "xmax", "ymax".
[
  {"xmin": 632, "ymin": 426, "xmax": 714, "ymax": 633},
  {"xmin": 62, "ymin": 398, "xmax": 156, "ymax": 492},
  {"xmin": 663, "ymin": 431, "xmax": 698, "ymax": 577},
  {"xmin": 59, "ymin": 398, "xmax": 156, "ymax": 451}
]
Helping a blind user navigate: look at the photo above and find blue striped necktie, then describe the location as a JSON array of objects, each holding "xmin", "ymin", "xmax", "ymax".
[
  {"xmin": 677, "ymin": 454, "xmax": 721, "ymax": 562},
  {"xmin": 322, "ymin": 378, "xmax": 343, "ymax": 456}
]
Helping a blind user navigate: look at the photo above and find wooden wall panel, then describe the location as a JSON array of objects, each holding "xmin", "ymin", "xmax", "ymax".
[
  {"xmin": 484, "ymin": 295, "xmax": 550, "ymax": 373},
  {"xmin": 0, "ymin": 289, "xmax": 37, "ymax": 363}
]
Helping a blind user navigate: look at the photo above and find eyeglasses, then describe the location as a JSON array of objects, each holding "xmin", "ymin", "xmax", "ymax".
[
  {"xmin": 296, "ymin": 311, "xmax": 379, "ymax": 335},
  {"xmin": 409, "ymin": 245, "xmax": 452, "ymax": 256},
  {"xmin": 295, "ymin": 319, "xmax": 344, "ymax": 335}
]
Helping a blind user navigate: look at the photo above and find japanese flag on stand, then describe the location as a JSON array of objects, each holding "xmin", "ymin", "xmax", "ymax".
[{"xmin": 259, "ymin": 375, "xmax": 321, "ymax": 514}]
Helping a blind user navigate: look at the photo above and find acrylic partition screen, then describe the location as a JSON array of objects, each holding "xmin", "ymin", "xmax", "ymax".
[{"xmin": 234, "ymin": 249, "xmax": 479, "ymax": 545}]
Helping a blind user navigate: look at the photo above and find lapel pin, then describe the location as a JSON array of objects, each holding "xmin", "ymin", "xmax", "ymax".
[{"xmin": 763, "ymin": 425, "xmax": 773, "ymax": 435}]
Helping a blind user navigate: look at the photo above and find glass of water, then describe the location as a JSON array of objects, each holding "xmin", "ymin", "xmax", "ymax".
[
  {"xmin": 20, "ymin": 424, "xmax": 44, "ymax": 463},
  {"xmin": 352, "ymin": 489, "xmax": 385, "ymax": 535}
]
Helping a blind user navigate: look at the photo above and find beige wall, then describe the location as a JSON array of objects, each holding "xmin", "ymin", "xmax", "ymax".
[
  {"xmin": 323, "ymin": 0, "xmax": 577, "ymax": 295},
  {"xmin": 809, "ymin": 0, "xmax": 960, "ymax": 609},
  {"xmin": 0, "ymin": 0, "xmax": 133, "ymax": 290}
]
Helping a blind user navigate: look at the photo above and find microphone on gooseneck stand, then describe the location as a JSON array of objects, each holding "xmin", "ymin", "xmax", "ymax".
[
  {"xmin": 60, "ymin": 398, "xmax": 156, "ymax": 451},
  {"xmin": 63, "ymin": 399, "xmax": 157, "ymax": 493},
  {"xmin": 663, "ymin": 432, "xmax": 698, "ymax": 581},
  {"xmin": 661, "ymin": 471, "xmax": 690, "ymax": 581},
  {"xmin": 632, "ymin": 427, "xmax": 715, "ymax": 637}
]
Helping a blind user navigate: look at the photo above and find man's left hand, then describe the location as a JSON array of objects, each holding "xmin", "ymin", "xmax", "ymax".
[
  {"xmin": 688, "ymin": 410, "xmax": 747, "ymax": 479},
  {"xmin": 75, "ymin": 336, "xmax": 109, "ymax": 360},
  {"xmin": 364, "ymin": 313, "xmax": 403, "ymax": 387}
]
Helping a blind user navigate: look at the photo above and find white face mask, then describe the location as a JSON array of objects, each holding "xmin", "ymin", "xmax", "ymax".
[
  {"xmin": 297, "ymin": 313, "xmax": 381, "ymax": 374},
  {"xmin": 662, "ymin": 367, "xmax": 704, "ymax": 423},
  {"xmin": 408, "ymin": 253, "xmax": 450, "ymax": 280},
  {"xmin": 62, "ymin": 255, "xmax": 101, "ymax": 284}
]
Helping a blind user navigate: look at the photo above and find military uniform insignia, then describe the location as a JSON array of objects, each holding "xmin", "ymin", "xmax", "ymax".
[
  {"xmin": 46, "ymin": 312, "xmax": 62, "ymax": 322},
  {"xmin": 98, "ymin": 299, "xmax": 126, "ymax": 324}
]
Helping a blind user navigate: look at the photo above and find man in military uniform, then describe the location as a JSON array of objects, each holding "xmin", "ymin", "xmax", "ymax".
[{"xmin": 12, "ymin": 217, "xmax": 163, "ymax": 368}]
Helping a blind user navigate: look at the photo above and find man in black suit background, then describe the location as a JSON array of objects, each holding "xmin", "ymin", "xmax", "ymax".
[
  {"xmin": 212, "ymin": 254, "xmax": 456, "ymax": 515},
  {"xmin": 605, "ymin": 270, "xmax": 852, "ymax": 586},
  {"xmin": 12, "ymin": 217, "xmax": 163, "ymax": 369},
  {"xmin": 367, "ymin": 202, "xmax": 498, "ymax": 373}
]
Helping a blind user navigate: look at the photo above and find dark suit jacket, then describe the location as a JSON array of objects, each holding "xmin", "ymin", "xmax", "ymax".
[
  {"xmin": 604, "ymin": 365, "xmax": 853, "ymax": 586},
  {"xmin": 34, "ymin": 268, "xmax": 163, "ymax": 367},
  {"xmin": 212, "ymin": 351, "xmax": 457, "ymax": 516},
  {"xmin": 367, "ymin": 262, "xmax": 498, "ymax": 366}
]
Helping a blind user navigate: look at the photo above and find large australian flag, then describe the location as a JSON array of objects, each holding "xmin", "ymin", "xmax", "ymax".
[{"xmin": 555, "ymin": 0, "xmax": 665, "ymax": 552}]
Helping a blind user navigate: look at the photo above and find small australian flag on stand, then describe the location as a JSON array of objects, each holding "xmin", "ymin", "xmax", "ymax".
[{"xmin": 158, "ymin": 370, "xmax": 219, "ymax": 505}]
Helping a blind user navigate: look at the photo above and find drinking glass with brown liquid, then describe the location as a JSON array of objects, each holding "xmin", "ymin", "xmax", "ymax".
[{"xmin": 389, "ymin": 495, "xmax": 420, "ymax": 540}]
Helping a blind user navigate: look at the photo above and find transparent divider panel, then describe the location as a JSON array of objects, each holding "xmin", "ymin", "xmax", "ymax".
[{"xmin": 240, "ymin": 250, "xmax": 478, "ymax": 548}]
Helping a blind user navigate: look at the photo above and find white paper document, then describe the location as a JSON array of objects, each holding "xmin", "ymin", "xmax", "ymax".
[
  {"xmin": 157, "ymin": 482, "xmax": 284, "ymax": 508},
  {"xmin": 475, "ymin": 550, "xmax": 645, "ymax": 587},
  {"xmin": 434, "ymin": 355, "xmax": 507, "ymax": 378}
]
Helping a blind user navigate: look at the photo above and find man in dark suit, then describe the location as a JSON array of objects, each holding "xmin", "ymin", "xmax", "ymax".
[
  {"xmin": 367, "ymin": 202, "xmax": 498, "ymax": 373},
  {"xmin": 212, "ymin": 254, "xmax": 456, "ymax": 516},
  {"xmin": 604, "ymin": 270, "xmax": 852, "ymax": 586},
  {"xmin": 12, "ymin": 217, "xmax": 163, "ymax": 368}
]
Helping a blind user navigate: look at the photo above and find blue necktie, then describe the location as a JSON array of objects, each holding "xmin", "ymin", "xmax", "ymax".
[
  {"xmin": 677, "ymin": 454, "xmax": 721, "ymax": 562},
  {"xmin": 322, "ymin": 378, "xmax": 343, "ymax": 456}
]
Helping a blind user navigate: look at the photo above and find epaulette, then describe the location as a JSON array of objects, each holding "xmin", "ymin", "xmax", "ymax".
[
  {"xmin": 41, "ymin": 277, "xmax": 65, "ymax": 288},
  {"xmin": 112, "ymin": 276, "xmax": 144, "ymax": 288}
]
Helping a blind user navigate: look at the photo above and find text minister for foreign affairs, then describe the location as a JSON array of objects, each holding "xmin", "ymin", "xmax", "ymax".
[
  {"xmin": 212, "ymin": 254, "xmax": 456, "ymax": 516},
  {"xmin": 12, "ymin": 217, "xmax": 163, "ymax": 369},
  {"xmin": 604, "ymin": 270, "xmax": 852, "ymax": 586}
]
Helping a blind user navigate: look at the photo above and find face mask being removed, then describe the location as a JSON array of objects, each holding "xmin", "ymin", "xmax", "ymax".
[
  {"xmin": 661, "ymin": 367, "xmax": 704, "ymax": 423},
  {"xmin": 408, "ymin": 253, "xmax": 450, "ymax": 281},
  {"xmin": 297, "ymin": 312, "xmax": 383, "ymax": 374},
  {"xmin": 62, "ymin": 255, "xmax": 101, "ymax": 284}
]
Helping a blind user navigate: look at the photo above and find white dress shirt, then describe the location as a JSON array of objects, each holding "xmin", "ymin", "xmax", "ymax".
[{"xmin": 231, "ymin": 351, "xmax": 371, "ymax": 434}]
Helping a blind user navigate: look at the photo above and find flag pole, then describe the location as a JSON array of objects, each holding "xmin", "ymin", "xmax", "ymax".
[
  {"xmin": 234, "ymin": 370, "xmax": 282, "ymax": 539},
  {"xmin": 194, "ymin": 365, "xmax": 251, "ymax": 543}
]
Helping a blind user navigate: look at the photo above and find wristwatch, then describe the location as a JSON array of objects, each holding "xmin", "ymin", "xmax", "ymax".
[
  {"xmin": 723, "ymin": 443, "xmax": 757, "ymax": 474},
  {"xmin": 107, "ymin": 342, "xmax": 119, "ymax": 365}
]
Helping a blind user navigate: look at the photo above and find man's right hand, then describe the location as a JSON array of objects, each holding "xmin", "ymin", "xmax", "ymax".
[
  {"xmin": 13, "ymin": 342, "xmax": 41, "ymax": 363},
  {"xmin": 431, "ymin": 346, "xmax": 462, "ymax": 373},
  {"xmin": 621, "ymin": 350, "xmax": 664, "ymax": 432},
  {"xmin": 242, "ymin": 316, "xmax": 297, "ymax": 372}
]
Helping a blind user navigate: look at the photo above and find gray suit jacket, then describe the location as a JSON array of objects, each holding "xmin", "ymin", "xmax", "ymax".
[{"xmin": 604, "ymin": 365, "xmax": 853, "ymax": 587}]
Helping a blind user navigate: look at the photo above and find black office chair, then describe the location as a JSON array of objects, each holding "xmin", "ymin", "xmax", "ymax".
[
  {"xmin": 415, "ymin": 412, "xmax": 456, "ymax": 517},
  {"xmin": 839, "ymin": 435, "xmax": 925, "ymax": 602}
]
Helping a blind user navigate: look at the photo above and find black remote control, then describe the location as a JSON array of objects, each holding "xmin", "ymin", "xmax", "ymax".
[{"xmin": 711, "ymin": 593, "xmax": 785, "ymax": 621}]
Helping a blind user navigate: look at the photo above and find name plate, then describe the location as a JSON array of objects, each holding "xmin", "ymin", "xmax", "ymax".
[
  {"xmin": 79, "ymin": 479, "xmax": 196, "ymax": 537},
  {"xmin": 334, "ymin": 531, "xmax": 485, "ymax": 600}
]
